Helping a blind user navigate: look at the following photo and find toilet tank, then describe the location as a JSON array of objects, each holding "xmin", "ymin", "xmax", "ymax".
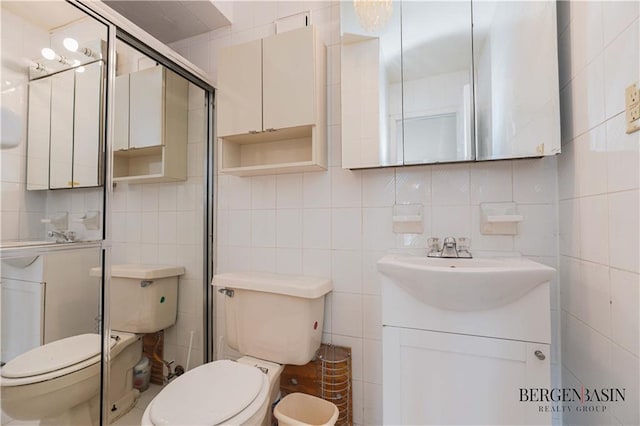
[
  {"xmin": 213, "ymin": 272, "xmax": 332, "ymax": 365},
  {"xmin": 91, "ymin": 264, "xmax": 185, "ymax": 333}
]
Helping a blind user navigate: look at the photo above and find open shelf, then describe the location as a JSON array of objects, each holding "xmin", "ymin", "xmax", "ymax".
[{"xmin": 219, "ymin": 125, "xmax": 326, "ymax": 176}]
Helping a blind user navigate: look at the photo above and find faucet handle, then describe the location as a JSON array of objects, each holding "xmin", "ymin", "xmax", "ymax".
[
  {"xmin": 457, "ymin": 237, "xmax": 472, "ymax": 258},
  {"xmin": 427, "ymin": 237, "xmax": 441, "ymax": 257}
]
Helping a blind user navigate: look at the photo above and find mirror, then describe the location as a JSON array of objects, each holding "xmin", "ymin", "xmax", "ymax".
[
  {"xmin": 340, "ymin": 0, "xmax": 560, "ymax": 168},
  {"xmin": 473, "ymin": 1, "xmax": 560, "ymax": 159},
  {"xmin": 401, "ymin": 1, "xmax": 473, "ymax": 164},
  {"xmin": 340, "ymin": 0, "xmax": 402, "ymax": 168},
  {"xmin": 1, "ymin": 1, "xmax": 108, "ymax": 246},
  {"xmin": 27, "ymin": 37, "xmax": 105, "ymax": 190}
]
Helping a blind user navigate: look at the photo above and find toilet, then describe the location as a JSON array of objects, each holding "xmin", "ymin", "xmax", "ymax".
[
  {"xmin": 1, "ymin": 264, "xmax": 185, "ymax": 425},
  {"xmin": 141, "ymin": 272, "xmax": 332, "ymax": 426}
]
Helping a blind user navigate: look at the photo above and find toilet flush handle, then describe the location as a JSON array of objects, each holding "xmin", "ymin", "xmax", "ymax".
[{"xmin": 218, "ymin": 288, "xmax": 234, "ymax": 297}]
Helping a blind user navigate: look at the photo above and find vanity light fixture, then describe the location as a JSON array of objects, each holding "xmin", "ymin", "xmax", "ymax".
[
  {"xmin": 61, "ymin": 39, "xmax": 97, "ymax": 59},
  {"xmin": 353, "ymin": 0, "xmax": 393, "ymax": 32},
  {"xmin": 41, "ymin": 47, "xmax": 69, "ymax": 64},
  {"xmin": 63, "ymin": 37, "xmax": 79, "ymax": 52}
]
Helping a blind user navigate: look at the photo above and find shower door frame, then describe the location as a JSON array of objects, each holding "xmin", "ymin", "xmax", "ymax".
[{"xmin": 70, "ymin": 2, "xmax": 217, "ymax": 425}]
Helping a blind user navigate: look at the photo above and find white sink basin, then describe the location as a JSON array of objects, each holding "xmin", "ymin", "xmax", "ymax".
[{"xmin": 377, "ymin": 255, "xmax": 555, "ymax": 311}]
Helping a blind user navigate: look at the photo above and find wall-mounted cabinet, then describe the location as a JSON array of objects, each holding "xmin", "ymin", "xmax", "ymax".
[
  {"xmin": 217, "ymin": 25, "xmax": 326, "ymax": 176},
  {"xmin": 26, "ymin": 61, "xmax": 104, "ymax": 190},
  {"xmin": 113, "ymin": 66, "xmax": 188, "ymax": 184},
  {"xmin": 340, "ymin": 0, "xmax": 560, "ymax": 169}
]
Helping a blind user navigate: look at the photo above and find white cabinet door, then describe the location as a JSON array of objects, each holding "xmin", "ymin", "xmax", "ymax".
[
  {"xmin": 1, "ymin": 278, "xmax": 44, "ymax": 363},
  {"xmin": 26, "ymin": 78, "xmax": 51, "ymax": 190},
  {"xmin": 383, "ymin": 326, "xmax": 551, "ymax": 426},
  {"xmin": 129, "ymin": 66, "xmax": 163, "ymax": 148},
  {"xmin": 262, "ymin": 26, "xmax": 315, "ymax": 130},
  {"xmin": 49, "ymin": 69, "xmax": 75, "ymax": 189},
  {"xmin": 114, "ymin": 74, "xmax": 129, "ymax": 151},
  {"xmin": 73, "ymin": 61, "xmax": 103, "ymax": 187},
  {"xmin": 217, "ymin": 39, "xmax": 262, "ymax": 137}
]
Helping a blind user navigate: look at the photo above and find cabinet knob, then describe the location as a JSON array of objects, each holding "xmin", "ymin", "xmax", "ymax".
[
  {"xmin": 290, "ymin": 377, "xmax": 298, "ymax": 385},
  {"xmin": 534, "ymin": 350, "xmax": 546, "ymax": 360}
]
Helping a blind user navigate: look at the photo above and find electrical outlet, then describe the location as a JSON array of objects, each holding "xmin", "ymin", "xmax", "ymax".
[
  {"xmin": 625, "ymin": 83, "xmax": 640, "ymax": 134},
  {"xmin": 626, "ymin": 84, "xmax": 639, "ymax": 105},
  {"xmin": 630, "ymin": 104, "xmax": 640, "ymax": 122}
]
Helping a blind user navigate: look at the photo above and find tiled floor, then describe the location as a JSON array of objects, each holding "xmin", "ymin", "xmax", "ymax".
[{"xmin": 113, "ymin": 383, "xmax": 163, "ymax": 425}]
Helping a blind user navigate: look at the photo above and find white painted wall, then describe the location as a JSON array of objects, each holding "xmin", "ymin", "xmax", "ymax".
[{"xmin": 557, "ymin": 1, "xmax": 639, "ymax": 425}]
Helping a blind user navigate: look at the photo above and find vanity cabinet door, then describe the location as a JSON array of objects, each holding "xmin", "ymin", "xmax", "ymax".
[
  {"xmin": 383, "ymin": 326, "xmax": 551, "ymax": 426},
  {"xmin": 217, "ymin": 39, "xmax": 262, "ymax": 137},
  {"xmin": 26, "ymin": 78, "xmax": 51, "ymax": 190},
  {"xmin": 262, "ymin": 26, "xmax": 315, "ymax": 131},
  {"xmin": 129, "ymin": 66, "xmax": 164, "ymax": 148},
  {"xmin": 49, "ymin": 69, "xmax": 75, "ymax": 189},
  {"xmin": 73, "ymin": 61, "xmax": 103, "ymax": 187}
]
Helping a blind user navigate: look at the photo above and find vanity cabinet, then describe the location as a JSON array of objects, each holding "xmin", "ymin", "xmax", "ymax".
[
  {"xmin": 379, "ymin": 256, "xmax": 553, "ymax": 426},
  {"xmin": 217, "ymin": 25, "xmax": 326, "ymax": 176},
  {"xmin": 27, "ymin": 61, "xmax": 104, "ymax": 190},
  {"xmin": 113, "ymin": 66, "xmax": 188, "ymax": 184},
  {"xmin": 383, "ymin": 327, "xmax": 550, "ymax": 425}
]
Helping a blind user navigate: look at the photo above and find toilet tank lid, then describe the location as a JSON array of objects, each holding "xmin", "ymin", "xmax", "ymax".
[
  {"xmin": 213, "ymin": 272, "xmax": 332, "ymax": 299},
  {"xmin": 90, "ymin": 264, "xmax": 185, "ymax": 279}
]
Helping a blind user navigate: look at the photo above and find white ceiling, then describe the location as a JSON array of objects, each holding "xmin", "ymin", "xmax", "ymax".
[
  {"xmin": 2, "ymin": 1, "xmax": 88, "ymax": 31},
  {"xmin": 103, "ymin": 0, "xmax": 231, "ymax": 44}
]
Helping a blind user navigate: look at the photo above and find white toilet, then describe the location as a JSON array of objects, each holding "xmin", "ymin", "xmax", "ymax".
[
  {"xmin": 141, "ymin": 272, "xmax": 332, "ymax": 426},
  {"xmin": 1, "ymin": 264, "xmax": 185, "ymax": 425}
]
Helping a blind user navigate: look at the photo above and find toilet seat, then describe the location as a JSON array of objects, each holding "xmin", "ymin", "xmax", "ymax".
[
  {"xmin": 147, "ymin": 360, "xmax": 269, "ymax": 426},
  {"xmin": 1, "ymin": 334, "xmax": 117, "ymax": 386}
]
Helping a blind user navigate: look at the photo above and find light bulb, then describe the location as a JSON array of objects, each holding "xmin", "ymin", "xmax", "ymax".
[
  {"xmin": 41, "ymin": 47, "xmax": 56, "ymax": 60},
  {"xmin": 63, "ymin": 37, "xmax": 79, "ymax": 52}
]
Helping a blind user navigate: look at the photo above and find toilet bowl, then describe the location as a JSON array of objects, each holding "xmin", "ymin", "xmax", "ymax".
[
  {"xmin": 1, "ymin": 264, "xmax": 185, "ymax": 425},
  {"xmin": 1, "ymin": 332, "xmax": 138, "ymax": 425},
  {"xmin": 142, "ymin": 272, "xmax": 332, "ymax": 426},
  {"xmin": 141, "ymin": 357, "xmax": 283, "ymax": 426}
]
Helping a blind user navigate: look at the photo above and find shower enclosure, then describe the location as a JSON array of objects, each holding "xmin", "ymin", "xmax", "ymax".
[{"xmin": 0, "ymin": 1, "xmax": 215, "ymax": 424}]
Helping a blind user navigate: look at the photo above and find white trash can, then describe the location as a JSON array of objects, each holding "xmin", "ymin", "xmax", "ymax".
[{"xmin": 274, "ymin": 393, "xmax": 339, "ymax": 426}]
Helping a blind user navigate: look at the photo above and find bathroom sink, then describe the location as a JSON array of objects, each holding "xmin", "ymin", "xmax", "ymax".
[
  {"xmin": 377, "ymin": 255, "xmax": 555, "ymax": 311},
  {"xmin": 1, "ymin": 240, "xmax": 56, "ymax": 249}
]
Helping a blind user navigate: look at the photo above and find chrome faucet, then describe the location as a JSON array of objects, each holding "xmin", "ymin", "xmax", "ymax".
[
  {"xmin": 47, "ymin": 230, "xmax": 76, "ymax": 243},
  {"xmin": 427, "ymin": 237, "xmax": 472, "ymax": 258},
  {"xmin": 441, "ymin": 237, "xmax": 458, "ymax": 258}
]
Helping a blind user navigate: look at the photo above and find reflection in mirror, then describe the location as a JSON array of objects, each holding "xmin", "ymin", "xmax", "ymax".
[
  {"xmin": 341, "ymin": 0, "xmax": 402, "ymax": 168},
  {"xmin": 401, "ymin": 1, "xmax": 473, "ymax": 164},
  {"xmin": 112, "ymin": 39, "xmax": 189, "ymax": 183},
  {"xmin": 0, "ymin": 248, "xmax": 102, "ymax": 424},
  {"xmin": 0, "ymin": 1, "xmax": 107, "ymax": 246},
  {"xmin": 473, "ymin": 1, "xmax": 560, "ymax": 160}
]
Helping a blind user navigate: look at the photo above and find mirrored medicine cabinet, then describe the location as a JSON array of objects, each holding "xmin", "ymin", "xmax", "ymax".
[
  {"xmin": 26, "ymin": 38, "xmax": 107, "ymax": 190},
  {"xmin": 340, "ymin": 0, "xmax": 561, "ymax": 169}
]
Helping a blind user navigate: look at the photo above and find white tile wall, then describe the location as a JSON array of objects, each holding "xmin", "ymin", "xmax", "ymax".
[
  {"xmin": 0, "ymin": 10, "xmax": 50, "ymax": 243},
  {"xmin": 111, "ymin": 83, "xmax": 207, "ymax": 370},
  {"xmin": 558, "ymin": 3, "xmax": 640, "ymax": 425},
  {"xmin": 170, "ymin": 2, "xmax": 561, "ymax": 423}
]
